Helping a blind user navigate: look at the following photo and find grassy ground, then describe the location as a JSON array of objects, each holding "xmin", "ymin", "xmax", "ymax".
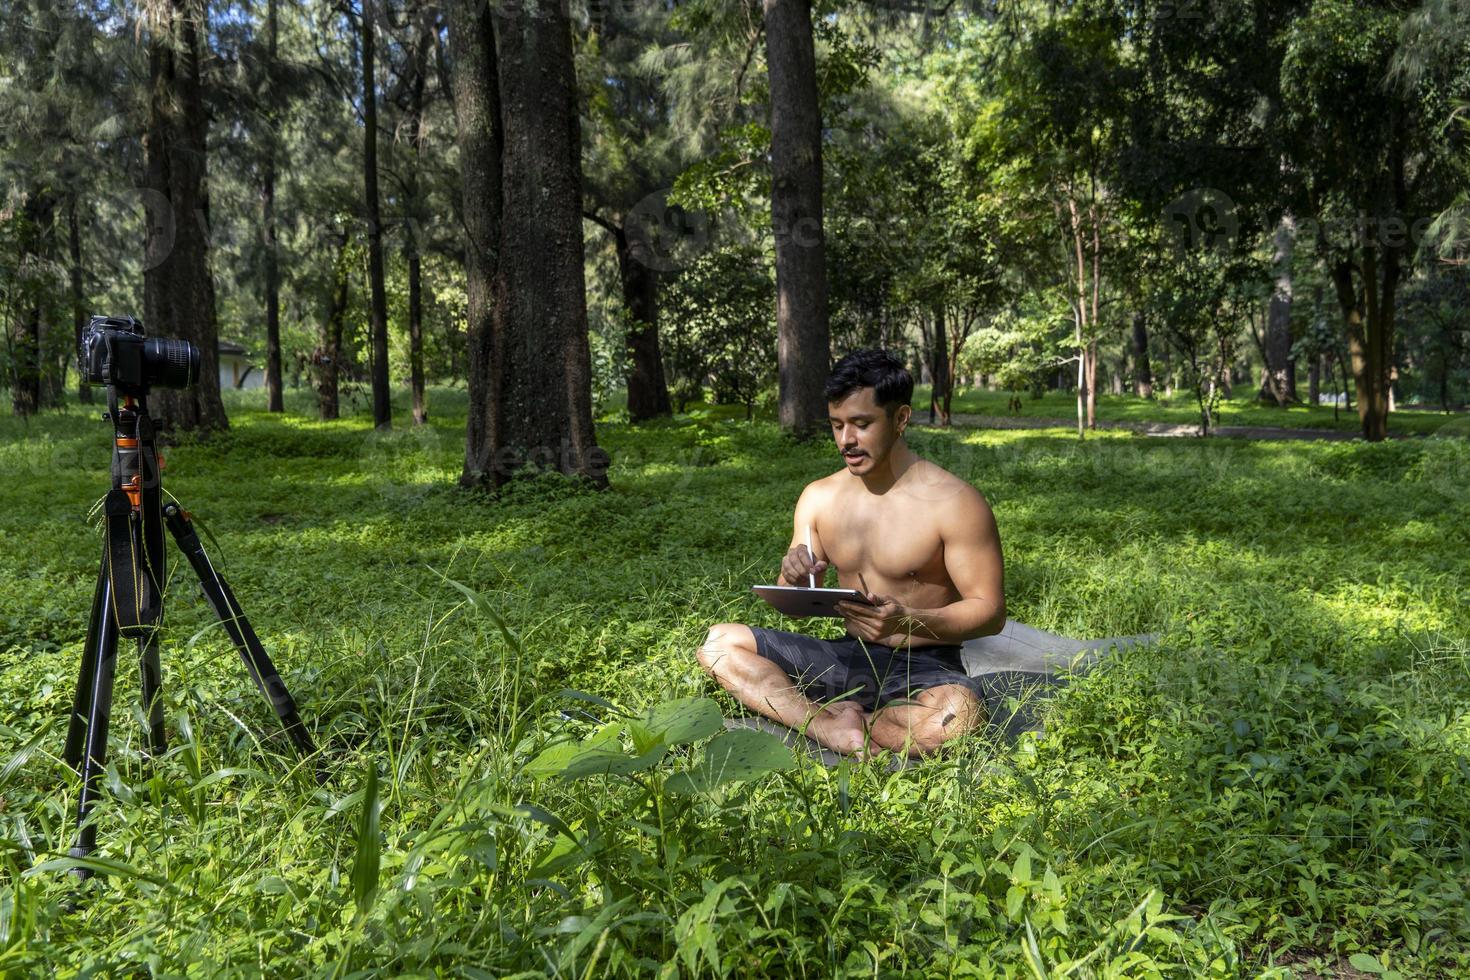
[
  {"xmin": 913, "ymin": 385, "xmax": 1468, "ymax": 436},
  {"xmin": 1, "ymin": 386, "xmax": 1468, "ymax": 976}
]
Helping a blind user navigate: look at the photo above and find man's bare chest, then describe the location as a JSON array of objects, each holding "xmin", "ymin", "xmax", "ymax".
[{"xmin": 815, "ymin": 501, "xmax": 946, "ymax": 582}]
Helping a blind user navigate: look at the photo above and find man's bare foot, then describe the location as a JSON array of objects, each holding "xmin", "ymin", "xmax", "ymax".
[{"xmin": 804, "ymin": 702, "xmax": 868, "ymax": 756}]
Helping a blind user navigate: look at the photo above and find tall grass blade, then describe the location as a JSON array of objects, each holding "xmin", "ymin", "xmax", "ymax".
[{"xmin": 352, "ymin": 764, "xmax": 381, "ymax": 917}]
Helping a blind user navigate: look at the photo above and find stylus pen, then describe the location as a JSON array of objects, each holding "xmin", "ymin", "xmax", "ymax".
[{"xmin": 806, "ymin": 524, "xmax": 816, "ymax": 588}]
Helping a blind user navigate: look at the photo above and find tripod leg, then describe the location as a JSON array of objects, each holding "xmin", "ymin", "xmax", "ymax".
[
  {"xmin": 139, "ymin": 474, "xmax": 168, "ymax": 758},
  {"xmin": 69, "ymin": 576, "xmax": 121, "ymax": 874},
  {"xmin": 138, "ymin": 630, "xmax": 167, "ymax": 758},
  {"xmin": 163, "ymin": 504, "xmax": 324, "ymax": 782},
  {"xmin": 64, "ymin": 549, "xmax": 110, "ymax": 769}
]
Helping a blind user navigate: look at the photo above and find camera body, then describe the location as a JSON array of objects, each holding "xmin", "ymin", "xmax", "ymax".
[{"xmin": 79, "ymin": 315, "xmax": 201, "ymax": 395}]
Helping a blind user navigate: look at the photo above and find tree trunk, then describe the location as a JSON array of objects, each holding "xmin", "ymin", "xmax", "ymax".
[
  {"xmin": 317, "ymin": 235, "xmax": 349, "ymax": 421},
  {"xmin": 1308, "ymin": 354, "xmax": 1321, "ymax": 406},
  {"xmin": 1084, "ymin": 340, "xmax": 1098, "ymax": 429},
  {"xmin": 408, "ymin": 252, "xmax": 426, "ymax": 424},
  {"xmin": 143, "ymin": 0, "xmax": 227, "ymax": 434},
  {"xmin": 943, "ymin": 309, "xmax": 971, "ymax": 422},
  {"xmin": 8, "ymin": 192, "xmax": 52, "ymax": 416},
  {"xmin": 929, "ymin": 305, "xmax": 950, "ymax": 426},
  {"xmin": 615, "ymin": 224, "xmax": 671, "ymax": 421},
  {"xmin": 405, "ymin": 21, "xmax": 431, "ymax": 425},
  {"xmin": 262, "ymin": 0, "xmax": 284, "ymax": 413},
  {"xmin": 1131, "ymin": 312, "xmax": 1152, "ymax": 398},
  {"xmin": 69, "ymin": 193, "xmax": 92, "ymax": 404},
  {"xmin": 1331, "ymin": 243, "xmax": 1396, "ymax": 441},
  {"xmin": 1259, "ymin": 214, "xmax": 1296, "ymax": 406},
  {"xmin": 361, "ymin": 0, "xmax": 391, "ymax": 430},
  {"xmin": 448, "ymin": 0, "xmax": 503, "ymax": 486},
  {"xmin": 764, "ymin": 0, "xmax": 830, "ymax": 438},
  {"xmin": 10, "ymin": 308, "xmax": 41, "ymax": 417},
  {"xmin": 458, "ymin": 0, "xmax": 605, "ymax": 488}
]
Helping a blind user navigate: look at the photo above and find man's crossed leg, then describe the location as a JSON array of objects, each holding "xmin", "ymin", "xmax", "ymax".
[{"xmin": 696, "ymin": 623, "xmax": 984, "ymax": 757}]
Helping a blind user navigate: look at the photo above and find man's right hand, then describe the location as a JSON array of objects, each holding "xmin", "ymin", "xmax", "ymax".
[{"xmin": 781, "ymin": 545, "xmax": 828, "ymax": 587}]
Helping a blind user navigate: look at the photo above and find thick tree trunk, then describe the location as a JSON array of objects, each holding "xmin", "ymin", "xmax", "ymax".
[
  {"xmin": 143, "ymin": 0, "xmax": 227, "ymax": 433},
  {"xmin": 1259, "ymin": 214, "xmax": 1296, "ymax": 406},
  {"xmin": 69, "ymin": 194, "xmax": 92, "ymax": 404},
  {"xmin": 10, "ymin": 308, "xmax": 41, "ymax": 417},
  {"xmin": 448, "ymin": 0, "xmax": 503, "ymax": 486},
  {"xmin": 262, "ymin": 0, "xmax": 284, "ymax": 413},
  {"xmin": 361, "ymin": 0, "xmax": 391, "ymax": 429},
  {"xmin": 1331, "ymin": 244, "xmax": 1396, "ymax": 442},
  {"xmin": 764, "ymin": 0, "xmax": 830, "ymax": 438},
  {"xmin": 929, "ymin": 305, "xmax": 950, "ymax": 426},
  {"xmin": 489, "ymin": 0, "xmax": 603, "ymax": 485},
  {"xmin": 453, "ymin": 0, "xmax": 604, "ymax": 488},
  {"xmin": 615, "ymin": 225, "xmax": 671, "ymax": 421},
  {"xmin": 1131, "ymin": 312, "xmax": 1152, "ymax": 398}
]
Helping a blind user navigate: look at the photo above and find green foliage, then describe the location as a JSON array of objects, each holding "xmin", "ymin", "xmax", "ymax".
[
  {"xmin": 662, "ymin": 243, "xmax": 777, "ymax": 415},
  {"xmin": 0, "ymin": 391, "xmax": 1467, "ymax": 974}
]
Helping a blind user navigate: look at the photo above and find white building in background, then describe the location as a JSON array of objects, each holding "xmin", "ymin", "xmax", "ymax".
[{"xmin": 218, "ymin": 340, "xmax": 264, "ymax": 390}]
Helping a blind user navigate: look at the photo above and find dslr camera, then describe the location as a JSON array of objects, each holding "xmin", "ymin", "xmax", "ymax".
[{"xmin": 79, "ymin": 315, "xmax": 201, "ymax": 395}]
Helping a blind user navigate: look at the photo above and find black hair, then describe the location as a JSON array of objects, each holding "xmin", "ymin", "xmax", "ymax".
[{"xmin": 824, "ymin": 349, "xmax": 914, "ymax": 412}]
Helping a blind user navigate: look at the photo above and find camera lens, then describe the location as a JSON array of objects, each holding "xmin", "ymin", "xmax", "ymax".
[{"xmin": 143, "ymin": 338, "xmax": 201, "ymax": 390}]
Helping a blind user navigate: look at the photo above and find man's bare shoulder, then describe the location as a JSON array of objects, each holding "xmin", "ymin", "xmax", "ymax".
[
  {"xmin": 900, "ymin": 458, "xmax": 989, "ymax": 504},
  {"xmin": 807, "ymin": 469, "xmax": 849, "ymax": 497},
  {"xmin": 793, "ymin": 471, "xmax": 845, "ymax": 514}
]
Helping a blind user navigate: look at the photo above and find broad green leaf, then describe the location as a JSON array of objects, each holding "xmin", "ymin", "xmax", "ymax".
[
  {"xmin": 526, "ymin": 740, "xmax": 666, "ymax": 780},
  {"xmin": 525, "ymin": 742, "xmax": 583, "ymax": 779},
  {"xmin": 1013, "ymin": 848, "xmax": 1032, "ymax": 884},
  {"xmin": 667, "ymin": 728, "xmax": 795, "ymax": 794},
  {"xmin": 1348, "ymin": 953, "xmax": 1386, "ymax": 975},
  {"xmin": 644, "ymin": 697, "xmax": 723, "ymax": 746}
]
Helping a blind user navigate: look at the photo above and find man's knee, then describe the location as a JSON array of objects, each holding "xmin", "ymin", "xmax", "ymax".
[
  {"xmin": 696, "ymin": 623, "xmax": 756, "ymax": 677},
  {"xmin": 871, "ymin": 687, "xmax": 983, "ymax": 755}
]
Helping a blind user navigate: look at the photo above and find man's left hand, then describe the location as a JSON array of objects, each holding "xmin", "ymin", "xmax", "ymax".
[{"xmin": 836, "ymin": 593, "xmax": 909, "ymax": 643}]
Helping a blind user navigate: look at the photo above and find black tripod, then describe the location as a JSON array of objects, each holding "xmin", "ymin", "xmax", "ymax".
[{"xmin": 63, "ymin": 389, "xmax": 321, "ymax": 874}]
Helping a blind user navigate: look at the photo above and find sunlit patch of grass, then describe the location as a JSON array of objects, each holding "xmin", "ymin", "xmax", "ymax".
[{"xmin": 918, "ymin": 383, "xmax": 1469, "ymax": 436}]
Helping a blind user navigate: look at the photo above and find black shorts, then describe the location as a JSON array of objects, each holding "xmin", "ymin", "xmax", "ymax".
[{"xmin": 749, "ymin": 627, "xmax": 984, "ymax": 712}]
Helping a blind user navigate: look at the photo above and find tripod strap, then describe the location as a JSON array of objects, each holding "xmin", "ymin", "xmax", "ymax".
[{"xmin": 105, "ymin": 488, "xmax": 159, "ymax": 638}]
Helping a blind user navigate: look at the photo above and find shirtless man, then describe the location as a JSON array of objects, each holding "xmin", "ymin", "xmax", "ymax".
[{"xmin": 696, "ymin": 349, "xmax": 1005, "ymax": 757}]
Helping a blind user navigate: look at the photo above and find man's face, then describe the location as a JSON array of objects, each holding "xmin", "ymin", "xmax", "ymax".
[{"xmin": 828, "ymin": 387, "xmax": 910, "ymax": 475}]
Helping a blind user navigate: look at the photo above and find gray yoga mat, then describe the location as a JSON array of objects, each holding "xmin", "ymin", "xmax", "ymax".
[{"xmin": 727, "ymin": 619, "xmax": 1159, "ymax": 765}]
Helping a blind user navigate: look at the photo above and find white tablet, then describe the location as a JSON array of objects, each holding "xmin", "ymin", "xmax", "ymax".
[{"xmin": 751, "ymin": 585, "xmax": 874, "ymax": 618}]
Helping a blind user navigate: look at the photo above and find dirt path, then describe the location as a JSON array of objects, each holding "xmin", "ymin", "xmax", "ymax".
[{"xmin": 928, "ymin": 413, "xmax": 1386, "ymax": 441}]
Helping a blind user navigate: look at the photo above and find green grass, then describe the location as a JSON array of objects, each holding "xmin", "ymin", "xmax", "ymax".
[
  {"xmin": 2, "ymin": 385, "xmax": 1468, "ymax": 976},
  {"xmin": 916, "ymin": 385, "xmax": 1469, "ymax": 436}
]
